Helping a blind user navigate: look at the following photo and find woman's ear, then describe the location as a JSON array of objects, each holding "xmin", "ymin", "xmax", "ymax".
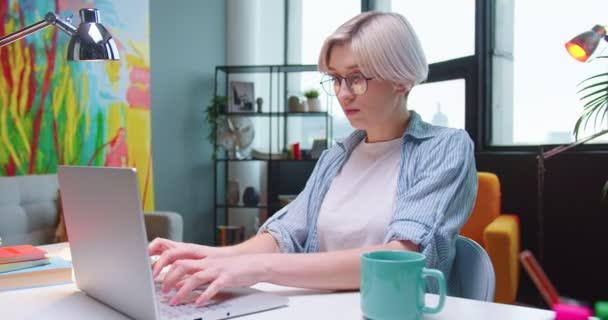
[{"xmin": 393, "ymin": 83, "xmax": 411, "ymax": 95}]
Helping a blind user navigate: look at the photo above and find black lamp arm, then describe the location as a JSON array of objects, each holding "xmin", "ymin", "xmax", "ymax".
[
  {"xmin": 0, "ymin": 12, "xmax": 77, "ymax": 48},
  {"xmin": 542, "ymin": 129, "xmax": 608, "ymax": 160}
]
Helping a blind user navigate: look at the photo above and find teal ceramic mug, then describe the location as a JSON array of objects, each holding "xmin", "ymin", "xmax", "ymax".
[{"xmin": 360, "ymin": 250, "xmax": 446, "ymax": 320}]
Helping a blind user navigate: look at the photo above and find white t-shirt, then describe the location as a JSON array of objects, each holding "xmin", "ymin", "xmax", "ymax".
[{"xmin": 317, "ymin": 137, "xmax": 402, "ymax": 251}]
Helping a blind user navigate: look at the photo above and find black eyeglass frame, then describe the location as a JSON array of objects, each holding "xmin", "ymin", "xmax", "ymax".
[{"xmin": 319, "ymin": 72, "xmax": 375, "ymax": 96}]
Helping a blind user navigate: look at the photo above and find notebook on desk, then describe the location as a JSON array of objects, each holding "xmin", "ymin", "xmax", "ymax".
[{"xmin": 57, "ymin": 165, "xmax": 288, "ymax": 320}]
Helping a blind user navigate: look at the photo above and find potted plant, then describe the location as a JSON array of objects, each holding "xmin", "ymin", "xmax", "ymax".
[
  {"xmin": 572, "ymin": 55, "xmax": 608, "ymax": 200},
  {"xmin": 205, "ymin": 95, "xmax": 227, "ymax": 159},
  {"xmin": 303, "ymin": 88, "xmax": 322, "ymax": 112},
  {"xmin": 573, "ymin": 62, "xmax": 608, "ymax": 140}
]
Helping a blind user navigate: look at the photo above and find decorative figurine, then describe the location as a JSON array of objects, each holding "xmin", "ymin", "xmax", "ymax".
[{"xmin": 256, "ymin": 97, "xmax": 264, "ymax": 113}]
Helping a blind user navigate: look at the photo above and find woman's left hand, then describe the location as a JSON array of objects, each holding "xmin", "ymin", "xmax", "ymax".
[{"xmin": 160, "ymin": 254, "xmax": 271, "ymax": 306}]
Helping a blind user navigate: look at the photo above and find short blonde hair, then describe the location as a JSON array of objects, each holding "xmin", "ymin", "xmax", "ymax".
[{"xmin": 318, "ymin": 11, "xmax": 428, "ymax": 90}]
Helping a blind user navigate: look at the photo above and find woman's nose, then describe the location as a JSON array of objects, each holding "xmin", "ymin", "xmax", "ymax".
[{"xmin": 337, "ymin": 78, "xmax": 355, "ymax": 101}]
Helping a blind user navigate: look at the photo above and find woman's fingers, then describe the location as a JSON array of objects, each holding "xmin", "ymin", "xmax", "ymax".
[
  {"xmin": 162, "ymin": 259, "xmax": 204, "ymax": 294},
  {"xmin": 152, "ymin": 247, "xmax": 205, "ymax": 278},
  {"xmin": 148, "ymin": 237, "xmax": 175, "ymax": 256},
  {"xmin": 195, "ymin": 278, "xmax": 226, "ymax": 306},
  {"xmin": 158, "ymin": 255, "xmax": 262, "ymax": 307},
  {"xmin": 170, "ymin": 270, "xmax": 217, "ymax": 306}
]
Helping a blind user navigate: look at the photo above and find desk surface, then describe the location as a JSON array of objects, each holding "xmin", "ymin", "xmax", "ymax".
[{"xmin": 0, "ymin": 243, "xmax": 557, "ymax": 320}]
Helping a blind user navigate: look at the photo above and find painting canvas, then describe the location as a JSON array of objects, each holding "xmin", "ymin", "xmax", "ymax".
[{"xmin": 0, "ymin": 0, "xmax": 154, "ymax": 210}]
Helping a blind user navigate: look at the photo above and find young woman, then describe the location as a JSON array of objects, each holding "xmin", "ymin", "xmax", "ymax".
[{"xmin": 150, "ymin": 11, "xmax": 477, "ymax": 306}]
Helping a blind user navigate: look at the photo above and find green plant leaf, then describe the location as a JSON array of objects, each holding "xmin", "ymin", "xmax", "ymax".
[
  {"xmin": 574, "ymin": 68, "xmax": 608, "ymax": 140},
  {"xmin": 601, "ymin": 107, "xmax": 608, "ymax": 127},
  {"xmin": 582, "ymin": 111, "xmax": 594, "ymax": 135},
  {"xmin": 602, "ymin": 180, "xmax": 608, "ymax": 202},
  {"xmin": 577, "ymin": 72, "xmax": 608, "ymax": 87},
  {"xmin": 581, "ymin": 91, "xmax": 608, "ymax": 109},
  {"xmin": 205, "ymin": 95, "xmax": 228, "ymax": 159},
  {"xmin": 574, "ymin": 99, "xmax": 608, "ymax": 139},
  {"xmin": 579, "ymin": 91, "xmax": 608, "ymax": 106},
  {"xmin": 577, "ymin": 80, "xmax": 608, "ymax": 95},
  {"xmin": 582, "ymin": 102, "xmax": 605, "ymax": 129},
  {"xmin": 592, "ymin": 106, "xmax": 607, "ymax": 129},
  {"xmin": 573, "ymin": 116, "xmax": 584, "ymax": 139},
  {"xmin": 303, "ymin": 88, "xmax": 320, "ymax": 99},
  {"xmin": 582, "ymin": 97, "xmax": 608, "ymax": 115}
]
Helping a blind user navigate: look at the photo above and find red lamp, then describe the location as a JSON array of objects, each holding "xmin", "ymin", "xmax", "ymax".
[{"xmin": 565, "ymin": 25, "xmax": 607, "ymax": 62}]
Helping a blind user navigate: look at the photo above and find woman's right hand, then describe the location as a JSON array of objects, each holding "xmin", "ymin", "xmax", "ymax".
[{"xmin": 149, "ymin": 238, "xmax": 231, "ymax": 279}]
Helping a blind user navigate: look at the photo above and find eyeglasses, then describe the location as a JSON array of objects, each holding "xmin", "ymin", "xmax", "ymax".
[{"xmin": 320, "ymin": 72, "xmax": 374, "ymax": 96}]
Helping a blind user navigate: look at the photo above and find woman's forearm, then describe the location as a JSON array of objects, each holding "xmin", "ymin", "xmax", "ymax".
[
  {"xmin": 227, "ymin": 232, "xmax": 280, "ymax": 255},
  {"xmin": 263, "ymin": 240, "xmax": 417, "ymax": 290}
]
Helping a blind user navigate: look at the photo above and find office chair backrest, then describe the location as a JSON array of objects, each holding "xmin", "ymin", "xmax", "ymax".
[
  {"xmin": 461, "ymin": 172, "xmax": 501, "ymax": 246},
  {"xmin": 449, "ymin": 236, "xmax": 495, "ymax": 301}
]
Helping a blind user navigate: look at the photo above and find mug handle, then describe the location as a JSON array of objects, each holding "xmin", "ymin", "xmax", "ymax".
[{"xmin": 420, "ymin": 268, "xmax": 446, "ymax": 314}]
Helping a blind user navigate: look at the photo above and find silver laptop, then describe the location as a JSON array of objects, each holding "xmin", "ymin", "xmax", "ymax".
[{"xmin": 57, "ymin": 165, "xmax": 288, "ymax": 320}]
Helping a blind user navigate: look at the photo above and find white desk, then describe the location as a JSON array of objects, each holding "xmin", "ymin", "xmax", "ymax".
[{"xmin": 0, "ymin": 243, "xmax": 557, "ymax": 320}]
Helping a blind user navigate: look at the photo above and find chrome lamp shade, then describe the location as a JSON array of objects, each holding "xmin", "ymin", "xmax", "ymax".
[{"xmin": 67, "ymin": 8, "xmax": 119, "ymax": 61}]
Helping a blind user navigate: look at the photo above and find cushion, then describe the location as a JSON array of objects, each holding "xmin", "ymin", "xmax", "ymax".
[{"xmin": 0, "ymin": 175, "xmax": 60, "ymax": 246}]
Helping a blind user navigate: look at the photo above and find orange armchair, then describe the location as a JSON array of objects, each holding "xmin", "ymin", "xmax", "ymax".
[{"xmin": 461, "ymin": 172, "xmax": 520, "ymax": 304}]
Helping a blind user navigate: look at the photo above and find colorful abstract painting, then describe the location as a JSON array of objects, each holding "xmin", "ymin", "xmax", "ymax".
[{"xmin": 0, "ymin": 0, "xmax": 154, "ymax": 210}]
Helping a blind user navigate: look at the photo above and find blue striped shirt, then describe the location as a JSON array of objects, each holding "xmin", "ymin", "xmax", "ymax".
[{"xmin": 258, "ymin": 110, "xmax": 478, "ymax": 280}]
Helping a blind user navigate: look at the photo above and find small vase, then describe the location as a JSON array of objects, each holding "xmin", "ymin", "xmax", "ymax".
[
  {"xmin": 242, "ymin": 187, "xmax": 260, "ymax": 206},
  {"xmin": 288, "ymin": 96, "xmax": 300, "ymax": 112},
  {"xmin": 307, "ymin": 98, "xmax": 322, "ymax": 112}
]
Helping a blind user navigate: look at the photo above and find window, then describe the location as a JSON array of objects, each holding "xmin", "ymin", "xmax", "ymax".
[
  {"xmin": 409, "ymin": 79, "xmax": 466, "ymax": 129},
  {"xmin": 389, "ymin": 1, "xmax": 476, "ymax": 64},
  {"xmin": 492, "ymin": 0, "xmax": 608, "ymax": 145},
  {"xmin": 288, "ymin": 0, "xmax": 361, "ymax": 65},
  {"xmin": 384, "ymin": 0, "xmax": 476, "ymax": 133}
]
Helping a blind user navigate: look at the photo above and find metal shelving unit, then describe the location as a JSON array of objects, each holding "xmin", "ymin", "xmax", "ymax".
[{"xmin": 212, "ymin": 64, "xmax": 332, "ymax": 245}]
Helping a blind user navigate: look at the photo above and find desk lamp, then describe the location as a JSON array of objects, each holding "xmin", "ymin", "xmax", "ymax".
[
  {"xmin": 0, "ymin": 8, "xmax": 119, "ymax": 61},
  {"xmin": 536, "ymin": 25, "xmax": 608, "ymax": 265}
]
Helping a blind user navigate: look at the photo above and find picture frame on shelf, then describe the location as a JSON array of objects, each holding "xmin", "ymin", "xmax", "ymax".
[{"xmin": 229, "ymin": 81, "xmax": 255, "ymax": 113}]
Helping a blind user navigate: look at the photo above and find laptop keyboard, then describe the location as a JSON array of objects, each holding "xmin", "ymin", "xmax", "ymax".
[{"xmin": 155, "ymin": 282, "xmax": 233, "ymax": 319}]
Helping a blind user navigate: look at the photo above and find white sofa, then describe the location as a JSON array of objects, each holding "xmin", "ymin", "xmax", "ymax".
[{"xmin": 0, "ymin": 174, "xmax": 183, "ymax": 246}]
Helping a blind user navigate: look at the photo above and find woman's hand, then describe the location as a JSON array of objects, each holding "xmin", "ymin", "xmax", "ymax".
[
  {"xmin": 161, "ymin": 254, "xmax": 271, "ymax": 306},
  {"xmin": 149, "ymin": 238, "xmax": 233, "ymax": 278}
]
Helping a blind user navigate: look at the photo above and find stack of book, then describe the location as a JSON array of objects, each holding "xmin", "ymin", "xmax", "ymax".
[{"xmin": 0, "ymin": 245, "xmax": 72, "ymax": 291}]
